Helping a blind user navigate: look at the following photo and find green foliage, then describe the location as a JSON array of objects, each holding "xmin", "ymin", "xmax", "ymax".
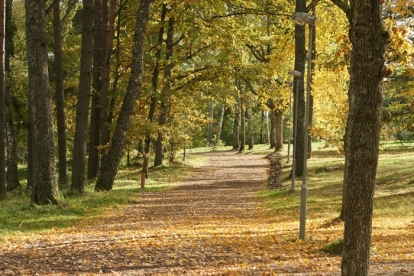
[{"xmin": 322, "ymin": 238, "xmax": 344, "ymax": 255}]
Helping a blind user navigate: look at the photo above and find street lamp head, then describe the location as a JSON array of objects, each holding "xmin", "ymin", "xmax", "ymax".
[
  {"xmin": 288, "ymin": 70, "xmax": 302, "ymax": 78},
  {"xmin": 291, "ymin": 12, "xmax": 317, "ymax": 26}
]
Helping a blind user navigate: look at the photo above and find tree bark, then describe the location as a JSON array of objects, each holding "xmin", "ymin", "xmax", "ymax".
[
  {"xmin": 154, "ymin": 15, "xmax": 174, "ymax": 167},
  {"xmin": 99, "ymin": 0, "xmax": 116, "ymax": 166},
  {"xmin": 207, "ymin": 100, "xmax": 214, "ymax": 145},
  {"xmin": 269, "ymin": 109, "xmax": 276, "ymax": 148},
  {"xmin": 0, "ymin": 0, "xmax": 5, "ymax": 199},
  {"xmin": 4, "ymin": 0, "xmax": 19, "ymax": 192},
  {"xmin": 293, "ymin": 0, "xmax": 307, "ymax": 177},
  {"xmin": 143, "ymin": 4, "xmax": 166, "ymax": 174},
  {"xmin": 95, "ymin": 0, "xmax": 152, "ymax": 191},
  {"xmin": 239, "ymin": 98, "xmax": 245, "ymax": 152},
  {"xmin": 216, "ymin": 104, "xmax": 225, "ymax": 146},
  {"xmin": 26, "ymin": 0, "xmax": 59, "ymax": 204},
  {"xmin": 247, "ymin": 95, "xmax": 253, "ymax": 150},
  {"xmin": 275, "ymin": 109, "xmax": 284, "ymax": 151},
  {"xmin": 53, "ymin": 0, "xmax": 69, "ymax": 185},
  {"xmin": 71, "ymin": 0, "xmax": 94, "ymax": 193},
  {"xmin": 88, "ymin": 0, "xmax": 102, "ymax": 180},
  {"xmin": 341, "ymin": 0, "xmax": 388, "ymax": 274},
  {"xmin": 232, "ymin": 97, "xmax": 240, "ymax": 149}
]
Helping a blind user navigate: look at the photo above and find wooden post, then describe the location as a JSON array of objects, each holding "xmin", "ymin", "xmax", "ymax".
[{"xmin": 140, "ymin": 172, "xmax": 145, "ymax": 189}]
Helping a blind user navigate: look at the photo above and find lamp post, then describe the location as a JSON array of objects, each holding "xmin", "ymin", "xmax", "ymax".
[
  {"xmin": 284, "ymin": 80, "xmax": 293, "ymax": 163},
  {"xmin": 288, "ymin": 70, "xmax": 302, "ymax": 193},
  {"xmin": 291, "ymin": 12, "xmax": 317, "ymax": 240}
]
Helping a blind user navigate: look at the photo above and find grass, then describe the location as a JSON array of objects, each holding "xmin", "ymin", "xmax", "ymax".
[
  {"xmin": 257, "ymin": 140, "xmax": 414, "ymax": 259},
  {"xmin": 0, "ymin": 151, "xmax": 208, "ymax": 238}
]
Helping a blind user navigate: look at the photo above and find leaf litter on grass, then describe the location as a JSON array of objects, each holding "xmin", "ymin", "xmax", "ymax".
[{"xmin": 0, "ymin": 150, "xmax": 413, "ymax": 275}]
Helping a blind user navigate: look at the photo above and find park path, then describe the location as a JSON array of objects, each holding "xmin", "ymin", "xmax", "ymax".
[{"xmin": 0, "ymin": 150, "xmax": 410, "ymax": 275}]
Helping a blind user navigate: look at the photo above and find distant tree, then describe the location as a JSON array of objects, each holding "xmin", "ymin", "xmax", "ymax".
[{"xmin": 26, "ymin": 0, "xmax": 59, "ymax": 204}]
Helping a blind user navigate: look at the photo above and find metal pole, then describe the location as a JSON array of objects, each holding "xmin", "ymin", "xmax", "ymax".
[
  {"xmin": 299, "ymin": 24, "xmax": 314, "ymax": 240},
  {"xmin": 291, "ymin": 78, "xmax": 299, "ymax": 192}
]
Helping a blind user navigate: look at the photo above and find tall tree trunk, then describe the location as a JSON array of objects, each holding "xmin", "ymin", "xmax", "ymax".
[
  {"xmin": 154, "ymin": 101, "xmax": 167, "ymax": 167},
  {"xmin": 27, "ymin": 106, "xmax": 34, "ymax": 192},
  {"xmin": 26, "ymin": 0, "xmax": 59, "ymax": 204},
  {"xmin": 239, "ymin": 98, "xmax": 245, "ymax": 152},
  {"xmin": 5, "ymin": 0, "xmax": 19, "ymax": 192},
  {"xmin": 99, "ymin": 0, "xmax": 116, "ymax": 166},
  {"xmin": 154, "ymin": 16, "xmax": 174, "ymax": 167},
  {"xmin": 247, "ymin": 95, "xmax": 253, "ymax": 150},
  {"xmin": 232, "ymin": 97, "xmax": 240, "ymax": 149},
  {"xmin": 269, "ymin": 109, "xmax": 276, "ymax": 148},
  {"xmin": 144, "ymin": 4, "xmax": 166, "ymax": 173},
  {"xmin": 216, "ymin": 104, "xmax": 225, "ymax": 146},
  {"xmin": 308, "ymin": 2, "xmax": 317, "ymax": 159},
  {"xmin": 259, "ymin": 109, "xmax": 265, "ymax": 144},
  {"xmin": 275, "ymin": 110, "xmax": 283, "ymax": 150},
  {"xmin": 95, "ymin": 0, "xmax": 152, "ymax": 191},
  {"xmin": 207, "ymin": 100, "xmax": 214, "ymax": 145},
  {"xmin": 71, "ymin": 0, "xmax": 94, "ymax": 193},
  {"xmin": 53, "ymin": 0, "xmax": 69, "ymax": 185},
  {"xmin": 0, "ymin": 0, "xmax": 5, "ymax": 199},
  {"xmin": 293, "ymin": 0, "xmax": 307, "ymax": 177},
  {"xmin": 88, "ymin": 0, "xmax": 102, "ymax": 180},
  {"xmin": 341, "ymin": 0, "xmax": 388, "ymax": 274}
]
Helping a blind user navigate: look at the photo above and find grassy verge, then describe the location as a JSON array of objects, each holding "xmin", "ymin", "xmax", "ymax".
[
  {"xmin": 257, "ymin": 141, "xmax": 414, "ymax": 259},
  {"xmin": 0, "ymin": 151, "xmax": 208, "ymax": 238}
]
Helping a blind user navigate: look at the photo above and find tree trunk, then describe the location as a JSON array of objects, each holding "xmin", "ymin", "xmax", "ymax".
[
  {"xmin": 216, "ymin": 104, "xmax": 225, "ymax": 147},
  {"xmin": 275, "ymin": 109, "xmax": 283, "ymax": 151},
  {"xmin": 99, "ymin": 0, "xmax": 116, "ymax": 166},
  {"xmin": 4, "ymin": 0, "xmax": 19, "ymax": 192},
  {"xmin": 0, "ymin": 0, "xmax": 5, "ymax": 199},
  {"xmin": 71, "ymin": 0, "xmax": 94, "ymax": 193},
  {"xmin": 207, "ymin": 100, "xmax": 214, "ymax": 145},
  {"xmin": 53, "ymin": 0, "xmax": 69, "ymax": 185},
  {"xmin": 154, "ymin": 101, "xmax": 167, "ymax": 167},
  {"xmin": 293, "ymin": 0, "xmax": 307, "ymax": 177},
  {"xmin": 26, "ymin": 0, "xmax": 59, "ymax": 204},
  {"xmin": 142, "ymin": 4, "xmax": 167, "ymax": 176},
  {"xmin": 95, "ymin": 0, "xmax": 152, "ymax": 191},
  {"xmin": 308, "ymin": 3, "xmax": 316, "ymax": 159},
  {"xmin": 154, "ymin": 15, "xmax": 174, "ymax": 167},
  {"xmin": 341, "ymin": 0, "xmax": 388, "ymax": 274},
  {"xmin": 239, "ymin": 98, "xmax": 245, "ymax": 152},
  {"xmin": 232, "ymin": 97, "xmax": 240, "ymax": 149},
  {"xmin": 269, "ymin": 109, "xmax": 276, "ymax": 148},
  {"xmin": 87, "ymin": 0, "xmax": 102, "ymax": 180},
  {"xmin": 259, "ymin": 110, "xmax": 265, "ymax": 144},
  {"xmin": 247, "ymin": 95, "xmax": 253, "ymax": 150}
]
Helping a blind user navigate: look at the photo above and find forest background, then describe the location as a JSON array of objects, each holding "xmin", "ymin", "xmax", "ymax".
[
  {"xmin": 0, "ymin": 0, "xmax": 412, "ymax": 198},
  {"xmin": 0, "ymin": 0, "xmax": 412, "ymax": 274}
]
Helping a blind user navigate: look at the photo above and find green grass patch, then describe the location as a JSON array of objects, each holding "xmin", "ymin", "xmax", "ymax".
[
  {"xmin": 0, "ymin": 151, "xmax": 207, "ymax": 239},
  {"xmin": 259, "ymin": 141, "xmax": 414, "ymax": 222},
  {"xmin": 322, "ymin": 238, "xmax": 344, "ymax": 255}
]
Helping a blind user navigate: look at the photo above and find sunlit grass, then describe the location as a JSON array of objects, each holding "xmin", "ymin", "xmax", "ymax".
[
  {"xmin": 0, "ymin": 151, "xmax": 208, "ymax": 238},
  {"xmin": 258, "ymin": 141, "xmax": 414, "ymax": 261}
]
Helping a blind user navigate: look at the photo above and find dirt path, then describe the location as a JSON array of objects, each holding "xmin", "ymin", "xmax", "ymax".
[{"xmin": 0, "ymin": 150, "xmax": 412, "ymax": 275}]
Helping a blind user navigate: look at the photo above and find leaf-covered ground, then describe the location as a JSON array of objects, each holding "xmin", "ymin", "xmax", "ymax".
[{"xmin": 0, "ymin": 150, "xmax": 413, "ymax": 275}]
